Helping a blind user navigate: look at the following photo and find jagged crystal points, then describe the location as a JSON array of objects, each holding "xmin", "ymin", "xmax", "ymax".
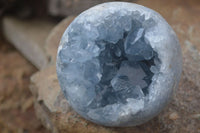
[{"xmin": 58, "ymin": 9, "xmax": 160, "ymax": 118}]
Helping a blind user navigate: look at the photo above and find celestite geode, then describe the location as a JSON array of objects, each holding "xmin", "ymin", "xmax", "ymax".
[{"xmin": 56, "ymin": 2, "xmax": 182, "ymax": 126}]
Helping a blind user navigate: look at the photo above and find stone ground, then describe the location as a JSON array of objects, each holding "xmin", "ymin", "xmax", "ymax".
[{"xmin": 0, "ymin": 0, "xmax": 200, "ymax": 133}]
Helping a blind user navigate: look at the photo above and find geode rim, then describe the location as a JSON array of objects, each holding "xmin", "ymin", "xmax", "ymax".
[{"xmin": 56, "ymin": 2, "xmax": 182, "ymax": 127}]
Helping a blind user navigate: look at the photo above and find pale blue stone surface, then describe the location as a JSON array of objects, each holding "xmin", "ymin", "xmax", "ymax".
[{"xmin": 56, "ymin": 2, "xmax": 182, "ymax": 126}]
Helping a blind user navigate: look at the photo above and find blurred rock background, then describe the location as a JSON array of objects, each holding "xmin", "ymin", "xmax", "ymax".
[{"xmin": 0, "ymin": 0, "xmax": 200, "ymax": 133}]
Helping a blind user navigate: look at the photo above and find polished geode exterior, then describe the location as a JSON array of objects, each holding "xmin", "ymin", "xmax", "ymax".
[{"xmin": 56, "ymin": 2, "xmax": 182, "ymax": 126}]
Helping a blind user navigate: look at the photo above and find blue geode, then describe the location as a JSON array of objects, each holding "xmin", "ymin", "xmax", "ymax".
[{"xmin": 56, "ymin": 2, "xmax": 182, "ymax": 126}]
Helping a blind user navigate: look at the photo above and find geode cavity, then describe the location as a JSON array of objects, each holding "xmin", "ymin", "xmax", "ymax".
[{"xmin": 56, "ymin": 2, "xmax": 182, "ymax": 126}]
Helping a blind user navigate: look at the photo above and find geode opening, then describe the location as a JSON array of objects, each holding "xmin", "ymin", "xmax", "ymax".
[{"xmin": 85, "ymin": 18, "xmax": 161, "ymax": 109}]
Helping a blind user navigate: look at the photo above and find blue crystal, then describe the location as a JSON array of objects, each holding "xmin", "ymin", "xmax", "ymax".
[{"xmin": 56, "ymin": 2, "xmax": 182, "ymax": 127}]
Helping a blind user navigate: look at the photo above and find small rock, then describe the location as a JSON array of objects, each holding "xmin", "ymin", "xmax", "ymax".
[{"xmin": 169, "ymin": 112, "xmax": 179, "ymax": 120}]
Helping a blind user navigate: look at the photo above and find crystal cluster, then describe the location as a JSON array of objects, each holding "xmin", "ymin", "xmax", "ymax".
[{"xmin": 57, "ymin": 2, "xmax": 182, "ymax": 126}]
